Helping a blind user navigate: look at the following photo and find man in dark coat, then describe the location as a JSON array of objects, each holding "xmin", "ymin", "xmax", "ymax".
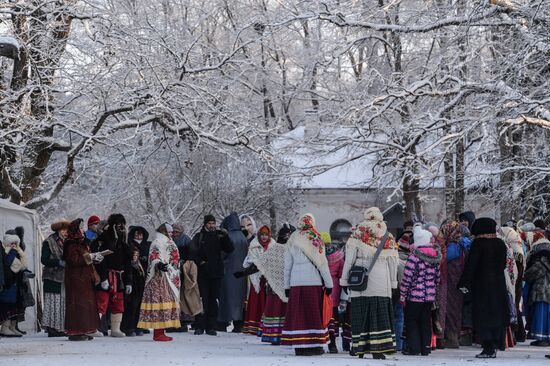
[
  {"xmin": 217, "ymin": 212, "xmax": 249, "ymax": 333},
  {"xmin": 191, "ymin": 214, "xmax": 233, "ymax": 336},
  {"xmin": 128, "ymin": 226, "xmax": 151, "ymax": 273},
  {"xmin": 459, "ymin": 218, "xmax": 509, "ymax": 359},
  {"xmin": 92, "ymin": 214, "xmax": 133, "ymax": 338}
]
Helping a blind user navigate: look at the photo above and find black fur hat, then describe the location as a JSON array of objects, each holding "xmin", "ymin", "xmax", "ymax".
[{"xmin": 107, "ymin": 214, "xmax": 127, "ymax": 226}]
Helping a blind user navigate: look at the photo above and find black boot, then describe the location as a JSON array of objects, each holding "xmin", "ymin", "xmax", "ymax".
[
  {"xmin": 342, "ymin": 339, "xmax": 350, "ymax": 352},
  {"xmin": 232, "ymin": 320, "xmax": 243, "ymax": 333},
  {"xmin": 328, "ymin": 335, "xmax": 338, "ymax": 353},
  {"xmin": 373, "ymin": 353, "xmax": 386, "ymax": 360}
]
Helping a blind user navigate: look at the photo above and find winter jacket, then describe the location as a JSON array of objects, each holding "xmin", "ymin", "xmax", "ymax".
[
  {"xmin": 284, "ymin": 245, "xmax": 333, "ymax": 289},
  {"xmin": 524, "ymin": 239, "xmax": 550, "ymax": 305},
  {"xmin": 400, "ymin": 246, "xmax": 441, "ymax": 303},
  {"xmin": 327, "ymin": 250, "xmax": 344, "ymax": 304},
  {"xmin": 340, "ymin": 241, "xmax": 398, "ymax": 298},
  {"xmin": 192, "ymin": 227, "xmax": 233, "ymax": 279},
  {"xmin": 92, "ymin": 226, "xmax": 134, "ymax": 289}
]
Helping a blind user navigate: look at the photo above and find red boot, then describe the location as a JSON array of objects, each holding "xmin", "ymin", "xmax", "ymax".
[{"xmin": 153, "ymin": 329, "xmax": 173, "ymax": 342}]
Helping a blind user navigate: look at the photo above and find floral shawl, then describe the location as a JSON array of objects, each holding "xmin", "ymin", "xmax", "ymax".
[
  {"xmin": 147, "ymin": 232, "xmax": 181, "ymax": 301},
  {"xmin": 287, "ymin": 213, "xmax": 328, "ymax": 272}
]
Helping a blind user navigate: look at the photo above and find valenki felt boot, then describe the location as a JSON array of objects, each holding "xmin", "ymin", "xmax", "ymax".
[
  {"xmin": 0, "ymin": 320, "xmax": 21, "ymax": 337},
  {"xmin": 110, "ymin": 313, "xmax": 126, "ymax": 337}
]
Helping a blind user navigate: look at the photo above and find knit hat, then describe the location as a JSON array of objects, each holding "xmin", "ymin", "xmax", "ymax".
[
  {"xmin": 107, "ymin": 213, "xmax": 126, "ymax": 226},
  {"xmin": 204, "ymin": 214, "xmax": 216, "ymax": 224},
  {"xmin": 413, "ymin": 225, "xmax": 433, "ymax": 247},
  {"xmin": 458, "ymin": 211, "xmax": 476, "ymax": 229},
  {"xmin": 471, "ymin": 217, "xmax": 497, "ymax": 236},
  {"xmin": 51, "ymin": 219, "xmax": 70, "ymax": 232},
  {"xmin": 87, "ymin": 215, "xmax": 101, "ymax": 227},
  {"xmin": 320, "ymin": 231, "xmax": 332, "ymax": 245},
  {"xmin": 423, "ymin": 222, "xmax": 439, "ymax": 237},
  {"xmin": 534, "ymin": 219, "xmax": 547, "ymax": 231}
]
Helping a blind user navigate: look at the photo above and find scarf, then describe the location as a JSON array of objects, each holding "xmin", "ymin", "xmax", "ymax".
[
  {"xmin": 440, "ymin": 221, "xmax": 462, "ymax": 244},
  {"xmin": 254, "ymin": 242, "xmax": 288, "ymax": 302},
  {"xmin": 288, "ymin": 214, "xmax": 328, "ymax": 272},
  {"xmin": 246, "ymin": 236, "xmax": 274, "ymax": 293}
]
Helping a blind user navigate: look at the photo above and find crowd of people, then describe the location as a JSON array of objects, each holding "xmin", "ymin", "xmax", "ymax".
[{"xmin": 1, "ymin": 207, "xmax": 550, "ymax": 360}]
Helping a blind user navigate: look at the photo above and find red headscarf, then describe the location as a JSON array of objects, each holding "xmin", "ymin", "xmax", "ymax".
[{"xmin": 257, "ymin": 225, "xmax": 272, "ymax": 250}]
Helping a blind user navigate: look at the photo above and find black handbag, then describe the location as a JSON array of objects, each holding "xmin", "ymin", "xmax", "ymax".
[{"xmin": 348, "ymin": 233, "xmax": 388, "ymax": 292}]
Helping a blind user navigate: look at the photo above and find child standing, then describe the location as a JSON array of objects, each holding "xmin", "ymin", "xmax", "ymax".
[{"xmin": 400, "ymin": 225, "xmax": 441, "ymax": 356}]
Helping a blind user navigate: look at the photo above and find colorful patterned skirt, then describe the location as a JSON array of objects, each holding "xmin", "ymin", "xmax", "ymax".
[
  {"xmin": 531, "ymin": 302, "xmax": 550, "ymax": 341},
  {"xmin": 42, "ymin": 287, "xmax": 66, "ymax": 332},
  {"xmin": 261, "ymin": 291, "xmax": 286, "ymax": 344},
  {"xmin": 138, "ymin": 273, "xmax": 180, "ymax": 329},
  {"xmin": 243, "ymin": 278, "xmax": 267, "ymax": 336},
  {"xmin": 351, "ymin": 296, "xmax": 396, "ymax": 355},
  {"xmin": 281, "ymin": 286, "xmax": 328, "ymax": 348},
  {"xmin": 328, "ymin": 306, "xmax": 351, "ymax": 343}
]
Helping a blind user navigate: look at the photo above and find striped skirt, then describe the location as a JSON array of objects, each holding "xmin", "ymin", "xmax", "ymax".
[
  {"xmin": 243, "ymin": 279, "xmax": 267, "ymax": 336},
  {"xmin": 281, "ymin": 286, "xmax": 328, "ymax": 348},
  {"xmin": 42, "ymin": 287, "xmax": 66, "ymax": 332},
  {"xmin": 138, "ymin": 273, "xmax": 180, "ymax": 329},
  {"xmin": 261, "ymin": 292, "xmax": 286, "ymax": 344},
  {"xmin": 351, "ymin": 296, "xmax": 396, "ymax": 355},
  {"xmin": 328, "ymin": 306, "xmax": 351, "ymax": 342}
]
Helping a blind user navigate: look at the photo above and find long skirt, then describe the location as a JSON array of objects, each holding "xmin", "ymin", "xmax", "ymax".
[
  {"xmin": 531, "ymin": 302, "xmax": 550, "ymax": 341},
  {"xmin": 445, "ymin": 259, "xmax": 464, "ymax": 345},
  {"xmin": 351, "ymin": 296, "xmax": 395, "ymax": 355},
  {"xmin": 138, "ymin": 273, "xmax": 180, "ymax": 329},
  {"xmin": 261, "ymin": 292, "xmax": 286, "ymax": 344},
  {"xmin": 42, "ymin": 287, "xmax": 66, "ymax": 332},
  {"xmin": 281, "ymin": 286, "xmax": 328, "ymax": 348},
  {"xmin": 243, "ymin": 278, "xmax": 267, "ymax": 336}
]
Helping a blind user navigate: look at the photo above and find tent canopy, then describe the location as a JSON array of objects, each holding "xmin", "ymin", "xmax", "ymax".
[{"xmin": 0, "ymin": 199, "xmax": 43, "ymax": 332}]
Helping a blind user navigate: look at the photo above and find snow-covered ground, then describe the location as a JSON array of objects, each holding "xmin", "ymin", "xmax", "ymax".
[{"xmin": 1, "ymin": 332, "xmax": 548, "ymax": 366}]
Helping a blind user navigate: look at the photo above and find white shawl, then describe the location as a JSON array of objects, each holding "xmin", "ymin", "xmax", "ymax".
[
  {"xmin": 243, "ymin": 237, "xmax": 274, "ymax": 293},
  {"xmin": 254, "ymin": 243, "xmax": 288, "ymax": 302},
  {"xmin": 147, "ymin": 233, "xmax": 181, "ymax": 301}
]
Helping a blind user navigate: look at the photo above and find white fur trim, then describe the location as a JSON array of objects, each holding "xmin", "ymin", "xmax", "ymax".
[
  {"xmin": 413, "ymin": 226, "xmax": 432, "ymax": 247},
  {"xmin": 2, "ymin": 234, "xmax": 20, "ymax": 247}
]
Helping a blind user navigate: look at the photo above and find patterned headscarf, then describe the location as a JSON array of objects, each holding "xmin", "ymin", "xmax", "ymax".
[
  {"xmin": 298, "ymin": 213, "xmax": 325, "ymax": 254},
  {"xmin": 440, "ymin": 220, "xmax": 462, "ymax": 244}
]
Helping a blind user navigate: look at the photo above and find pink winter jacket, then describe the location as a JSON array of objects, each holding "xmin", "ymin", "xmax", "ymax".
[{"xmin": 327, "ymin": 250, "xmax": 345, "ymax": 305}]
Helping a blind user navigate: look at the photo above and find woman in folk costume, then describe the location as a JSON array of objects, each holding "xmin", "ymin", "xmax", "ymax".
[
  {"xmin": 282, "ymin": 214, "xmax": 333, "ymax": 356},
  {"xmin": 258, "ymin": 223, "xmax": 295, "ymax": 345},
  {"xmin": 41, "ymin": 219, "xmax": 70, "ymax": 337},
  {"xmin": 523, "ymin": 231, "xmax": 550, "ymax": 347},
  {"xmin": 0, "ymin": 233, "xmax": 28, "ymax": 337},
  {"xmin": 138, "ymin": 223, "xmax": 181, "ymax": 342},
  {"xmin": 340, "ymin": 207, "xmax": 399, "ymax": 360},
  {"xmin": 64, "ymin": 219, "xmax": 103, "ymax": 341},
  {"xmin": 242, "ymin": 225, "xmax": 274, "ymax": 336},
  {"xmin": 322, "ymin": 231, "xmax": 351, "ymax": 354},
  {"xmin": 458, "ymin": 218, "xmax": 510, "ymax": 358}
]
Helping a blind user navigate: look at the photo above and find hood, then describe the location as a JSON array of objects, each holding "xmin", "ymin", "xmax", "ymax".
[
  {"xmin": 128, "ymin": 226, "xmax": 150, "ymax": 243},
  {"xmin": 221, "ymin": 212, "xmax": 241, "ymax": 232},
  {"xmin": 413, "ymin": 245, "xmax": 442, "ymax": 266}
]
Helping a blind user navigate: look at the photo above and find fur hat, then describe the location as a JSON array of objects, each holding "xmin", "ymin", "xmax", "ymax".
[
  {"xmin": 51, "ymin": 219, "xmax": 70, "ymax": 232},
  {"xmin": 204, "ymin": 214, "xmax": 216, "ymax": 224},
  {"xmin": 471, "ymin": 217, "xmax": 497, "ymax": 236},
  {"xmin": 87, "ymin": 215, "xmax": 101, "ymax": 227},
  {"xmin": 3, "ymin": 233, "xmax": 20, "ymax": 246},
  {"xmin": 107, "ymin": 213, "xmax": 126, "ymax": 226},
  {"xmin": 362, "ymin": 207, "xmax": 387, "ymax": 238},
  {"xmin": 534, "ymin": 219, "xmax": 547, "ymax": 231},
  {"xmin": 413, "ymin": 225, "xmax": 433, "ymax": 247}
]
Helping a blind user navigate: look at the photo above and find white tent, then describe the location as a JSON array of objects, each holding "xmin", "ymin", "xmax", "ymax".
[{"xmin": 0, "ymin": 199, "xmax": 43, "ymax": 333}]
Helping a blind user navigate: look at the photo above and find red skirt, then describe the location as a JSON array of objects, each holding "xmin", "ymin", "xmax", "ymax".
[
  {"xmin": 261, "ymin": 291, "xmax": 287, "ymax": 344},
  {"xmin": 243, "ymin": 278, "xmax": 267, "ymax": 336},
  {"xmin": 281, "ymin": 286, "xmax": 328, "ymax": 348}
]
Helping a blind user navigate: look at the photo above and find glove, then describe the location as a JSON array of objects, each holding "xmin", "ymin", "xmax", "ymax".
[
  {"xmin": 233, "ymin": 271, "xmax": 245, "ymax": 278},
  {"xmin": 100, "ymin": 280, "xmax": 109, "ymax": 291},
  {"xmin": 337, "ymin": 300, "xmax": 348, "ymax": 315},
  {"xmin": 125, "ymin": 285, "xmax": 133, "ymax": 295},
  {"xmin": 58, "ymin": 260, "xmax": 66, "ymax": 268},
  {"xmin": 156, "ymin": 262, "xmax": 169, "ymax": 272},
  {"xmin": 399, "ymin": 296, "xmax": 406, "ymax": 307},
  {"xmin": 325, "ymin": 287, "xmax": 332, "ymax": 296},
  {"xmin": 285, "ymin": 289, "xmax": 290, "ymax": 298}
]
